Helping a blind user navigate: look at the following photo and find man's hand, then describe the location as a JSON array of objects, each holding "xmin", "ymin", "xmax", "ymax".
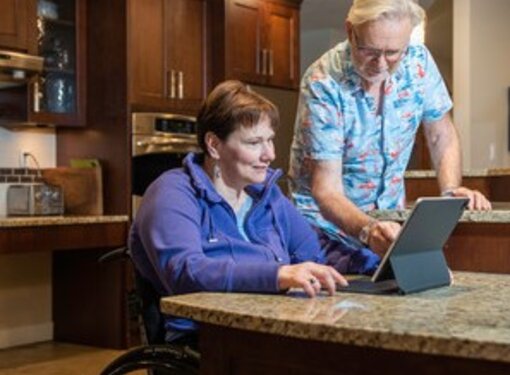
[
  {"xmin": 277, "ymin": 262, "xmax": 348, "ymax": 297},
  {"xmin": 365, "ymin": 220, "xmax": 401, "ymax": 257},
  {"xmin": 445, "ymin": 186, "xmax": 491, "ymax": 210}
]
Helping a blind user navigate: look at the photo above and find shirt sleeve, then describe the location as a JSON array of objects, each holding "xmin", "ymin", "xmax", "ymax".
[
  {"xmin": 420, "ymin": 45, "xmax": 453, "ymax": 124},
  {"xmin": 132, "ymin": 175, "xmax": 280, "ymax": 295},
  {"xmin": 281, "ymin": 197, "xmax": 326, "ymax": 264},
  {"xmin": 295, "ymin": 64, "xmax": 345, "ymax": 160}
]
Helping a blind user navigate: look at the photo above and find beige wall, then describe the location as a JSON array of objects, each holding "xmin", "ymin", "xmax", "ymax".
[
  {"xmin": 454, "ymin": 0, "xmax": 510, "ymax": 169},
  {"xmin": 0, "ymin": 253, "xmax": 52, "ymax": 348}
]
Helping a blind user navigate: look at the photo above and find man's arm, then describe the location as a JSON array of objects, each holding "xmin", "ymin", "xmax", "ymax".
[
  {"xmin": 310, "ymin": 159, "xmax": 400, "ymax": 256},
  {"xmin": 424, "ymin": 113, "xmax": 491, "ymax": 210}
]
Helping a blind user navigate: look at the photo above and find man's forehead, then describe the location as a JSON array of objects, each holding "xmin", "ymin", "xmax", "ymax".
[{"xmin": 356, "ymin": 17, "xmax": 412, "ymax": 44}]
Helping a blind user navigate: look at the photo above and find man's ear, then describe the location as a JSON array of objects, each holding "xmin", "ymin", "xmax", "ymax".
[{"xmin": 204, "ymin": 131, "xmax": 221, "ymax": 159}]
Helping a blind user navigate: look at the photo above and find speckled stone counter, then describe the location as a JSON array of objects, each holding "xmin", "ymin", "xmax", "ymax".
[
  {"xmin": 0, "ymin": 214, "xmax": 129, "ymax": 227},
  {"xmin": 405, "ymin": 168, "xmax": 510, "ymax": 178},
  {"xmin": 161, "ymin": 272, "xmax": 510, "ymax": 366},
  {"xmin": 0, "ymin": 215, "xmax": 129, "ymax": 254},
  {"xmin": 368, "ymin": 205, "xmax": 510, "ymax": 223}
]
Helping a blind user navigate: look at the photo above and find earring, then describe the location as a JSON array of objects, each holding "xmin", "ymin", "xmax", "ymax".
[{"xmin": 213, "ymin": 163, "xmax": 221, "ymax": 179}]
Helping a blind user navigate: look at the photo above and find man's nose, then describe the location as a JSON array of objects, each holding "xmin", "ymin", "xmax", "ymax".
[{"xmin": 374, "ymin": 53, "xmax": 389, "ymax": 68}]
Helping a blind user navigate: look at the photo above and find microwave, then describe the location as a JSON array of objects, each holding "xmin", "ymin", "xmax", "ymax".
[{"xmin": 7, "ymin": 183, "xmax": 64, "ymax": 216}]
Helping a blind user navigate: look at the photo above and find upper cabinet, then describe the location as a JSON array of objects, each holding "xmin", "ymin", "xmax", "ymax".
[
  {"xmin": 215, "ymin": 0, "xmax": 300, "ymax": 90},
  {"xmin": 128, "ymin": 0, "xmax": 208, "ymax": 115},
  {"xmin": 0, "ymin": 0, "xmax": 37, "ymax": 53},
  {"xmin": 29, "ymin": 0, "xmax": 87, "ymax": 126}
]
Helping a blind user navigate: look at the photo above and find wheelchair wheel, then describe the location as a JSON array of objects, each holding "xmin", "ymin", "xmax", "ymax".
[{"xmin": 100, "ymin": 345, "xmax": 199, "ymax": 375}]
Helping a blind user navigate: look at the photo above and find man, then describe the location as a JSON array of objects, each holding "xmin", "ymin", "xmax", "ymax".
[{"xmin": 288, "ymin": 0, "xmax": 491, "ymax": 267}]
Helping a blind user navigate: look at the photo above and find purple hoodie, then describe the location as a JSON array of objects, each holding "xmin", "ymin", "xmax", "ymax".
[{"xmin": 130, "ymin": 153, "xmax": 326, "ymax": 332}]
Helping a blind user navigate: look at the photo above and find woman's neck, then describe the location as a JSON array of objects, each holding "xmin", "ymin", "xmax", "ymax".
[{"xmin": 203, "ymin": 157, "xmax": 247, "ymax": 212}]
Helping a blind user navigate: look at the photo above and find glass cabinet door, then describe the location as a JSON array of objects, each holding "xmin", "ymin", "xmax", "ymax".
[{"xmin": 31, "ymin": 0, "xmax": 85, "ymax": 126}]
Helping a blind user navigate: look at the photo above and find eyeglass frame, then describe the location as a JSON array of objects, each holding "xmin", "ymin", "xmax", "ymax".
[{"xmin": 351, "ymin": 28, "xmax": 409, "ymax": 62}]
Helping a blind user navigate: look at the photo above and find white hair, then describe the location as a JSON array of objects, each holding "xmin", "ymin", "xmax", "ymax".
[{"xmin": 347, "ymin": 0, "xmax": 425, "ymax": 28}]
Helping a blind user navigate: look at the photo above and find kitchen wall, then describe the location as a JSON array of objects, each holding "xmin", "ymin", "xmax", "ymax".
[
  {"xmin": 0, "ymin": 127, "xmax": 55, "ymax": 348},
  {"xmin": 453, "ymin": 0, "xmax": 510, "ymax": 169},
  {"xmin": 300, "ymin": 0, "xmax": 348, "ymax": 75}
]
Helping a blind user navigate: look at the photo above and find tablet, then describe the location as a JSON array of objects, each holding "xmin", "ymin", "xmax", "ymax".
[{"xmin": 337, "ymin": 197, "xmax": 469, "ymax": 295}]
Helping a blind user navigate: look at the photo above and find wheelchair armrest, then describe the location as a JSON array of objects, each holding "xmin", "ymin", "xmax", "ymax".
[{"xmin": 98, "ymin": 246, "xmax": 130, "ymax": 264}]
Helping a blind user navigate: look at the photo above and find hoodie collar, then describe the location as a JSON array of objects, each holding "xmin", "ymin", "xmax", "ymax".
[{"xmin": 183, "ymin": 152, "xmax": 282, "ymax": 204}]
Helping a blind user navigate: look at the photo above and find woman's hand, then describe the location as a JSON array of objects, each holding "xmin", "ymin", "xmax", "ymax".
[{"xmin": 277, "ymin": 262, "xmax": 348, "ymax": 297}]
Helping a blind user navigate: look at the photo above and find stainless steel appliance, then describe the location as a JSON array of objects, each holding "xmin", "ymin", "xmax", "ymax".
[
  {"xmin": 7, "ymin": 183, "xmax": 64, "ymax": 216},
  {"xmin": 131, "ymin": 112, "xmax": 200, "ymax": 216}
]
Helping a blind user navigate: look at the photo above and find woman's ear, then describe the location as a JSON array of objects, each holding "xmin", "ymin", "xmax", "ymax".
[{"xmin": 204, "ymin": 131, "xmax": 221, "ymax": 160}]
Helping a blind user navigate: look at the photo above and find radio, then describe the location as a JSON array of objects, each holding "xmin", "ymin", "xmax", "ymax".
[{"xmin": 7, "ymin": 183, "xmax": 64, "ymax": 216}]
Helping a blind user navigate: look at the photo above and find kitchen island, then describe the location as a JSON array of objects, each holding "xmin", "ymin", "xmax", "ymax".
[{"xmin": 161, "ymin": 272, "xmax": 510, "ymax": 375}]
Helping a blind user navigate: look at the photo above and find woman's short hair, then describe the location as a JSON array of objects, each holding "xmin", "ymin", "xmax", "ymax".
[
  {"xmin": 347, "ymin": 0, "xmax": 425, "ymax": 28},
  {"xmin": 196, "ymin": 80, "xmax": 279, "ymax": 154}
]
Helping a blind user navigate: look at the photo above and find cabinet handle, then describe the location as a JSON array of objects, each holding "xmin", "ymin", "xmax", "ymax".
[
  {"xmin": 178, "ymin": 71, "xmax": 184, "ymax": 99},
  {"xmin": 33, "ymin": 80, "xmax": 40, "ymax": 113},
  {"xmin": 170, "ymin": 70, "xmax": 176, "ymax": 99},
  {"xmin": 268, "ymin": 49, "xmax": 274, "ymax": 76},
  {"xmin": 261, "ymin": 49, "xmax": 268, "ymax": 76}
]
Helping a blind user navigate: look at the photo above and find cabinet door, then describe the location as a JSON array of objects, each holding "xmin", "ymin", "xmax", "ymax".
[
  {"xmin": 128, "ymin": 0, "xmax": 166, "ymax": 108},
  {"xmin": 166, "ymin": 0, "xmax": 207, "ymax": 112},
  {"xmin": 225, "ymin": 0, "xmax": 264, "ymax": 84},
  {"xmin": 29, "ymin": 0, "xmax": 86, "ymax": 126},
  {"xmin": 264, "ymin": 1, "xmax": 299, "ymax": 89},
  {"xmin": 0, "ymin": 0, "xmax": 36, "ymax": 53}
]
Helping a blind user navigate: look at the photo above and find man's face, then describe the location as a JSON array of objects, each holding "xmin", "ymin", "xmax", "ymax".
[{"xmin": 348, "ymin": 18, "xmax": 412, "ymax": 85}]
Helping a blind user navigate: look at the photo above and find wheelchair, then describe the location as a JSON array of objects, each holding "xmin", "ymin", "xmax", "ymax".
[{"xmin": 98, "ymin": 247, "xmax": 200, "ymax": 375}]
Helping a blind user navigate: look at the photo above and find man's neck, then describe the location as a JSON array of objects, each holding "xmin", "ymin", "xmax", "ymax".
[{"xmin": 362, "ymin": 80, "xmax": 385, "ymax": 116}]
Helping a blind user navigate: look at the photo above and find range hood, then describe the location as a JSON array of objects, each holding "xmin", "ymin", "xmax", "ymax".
[{"xmin": 0, "ymin": 50, "xmax": 43, "ymax": 89}]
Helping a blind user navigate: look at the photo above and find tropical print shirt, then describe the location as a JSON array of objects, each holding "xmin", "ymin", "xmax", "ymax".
[{"xmin": 288, "ymin": 40, "xmax": 452, "ymax": 249}]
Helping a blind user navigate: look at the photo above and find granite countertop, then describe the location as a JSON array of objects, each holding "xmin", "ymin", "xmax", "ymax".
[
  {"xmin": 161, "ymin": 272, "xmax": 510, "ymax": 363},
  {"xmin": 369, "ymin": 203, "xmax": 510, "ymax": 223},
  {"xmin": 0, "ymin": 215, "xmax": 129, "ymax": 227},
  {"xmin": 405, "ymin": 168, "xmax": 510, "ymax": 178}
]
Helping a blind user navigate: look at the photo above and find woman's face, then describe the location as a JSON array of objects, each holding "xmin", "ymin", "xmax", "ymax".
[
  {"xmin": 215, "ymin": 115, "xmax": 276, "ymax": 189},
  {"xmin": 349, "ymin": 17, "xmax": 412, "ymax": 85}
]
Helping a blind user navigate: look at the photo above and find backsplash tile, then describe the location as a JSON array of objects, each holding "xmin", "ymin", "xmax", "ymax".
[{"xmin": 0, "ymin": 169, "xmax": 41, "ymax": 184}]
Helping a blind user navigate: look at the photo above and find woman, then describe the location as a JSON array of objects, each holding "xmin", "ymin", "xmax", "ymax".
[{"xmin": 130, "ymin": 80, "xmax": 347, "ymax": 343}]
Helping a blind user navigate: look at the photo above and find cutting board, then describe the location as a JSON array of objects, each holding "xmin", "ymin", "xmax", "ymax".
[{"xmin": 42, "ymin": 166, "xmax": 103, "ymax": 215}]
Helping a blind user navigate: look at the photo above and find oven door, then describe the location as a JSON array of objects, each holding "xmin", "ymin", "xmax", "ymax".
[{"xmin": 131, "ymin": 134, "xmax": 200, "ymax": 217}]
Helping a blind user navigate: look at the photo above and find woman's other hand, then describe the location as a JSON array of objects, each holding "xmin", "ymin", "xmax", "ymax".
[{"xmin": 277, "ymin": 262, "xmax": 348, "ymax": 297}]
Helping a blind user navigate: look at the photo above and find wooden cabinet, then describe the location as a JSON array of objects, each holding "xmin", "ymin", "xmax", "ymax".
[
  {"xmin": 29, "ymin": 0, "xmax": 86, "ymax": 126},
  {"xmin": 217, "ymin": 0, "xmax": 300, "ymax": 89},
  {"xmin": 0, "ymin": 0, "xmax": 37, "ymax": 53},
  {"xmin": 128, "ymin": 0, "xmax": 208, "ymax": 114}
]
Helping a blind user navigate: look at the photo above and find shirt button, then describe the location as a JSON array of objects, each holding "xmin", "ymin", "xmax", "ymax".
[{"xmin": 276, "ymin": 257, "xmax": 283, "ymax": 262}]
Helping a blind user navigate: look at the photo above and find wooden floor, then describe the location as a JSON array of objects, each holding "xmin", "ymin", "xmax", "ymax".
[{"xmin": 0, "ymin": 341, "xmax": 141, "ymax": 375}]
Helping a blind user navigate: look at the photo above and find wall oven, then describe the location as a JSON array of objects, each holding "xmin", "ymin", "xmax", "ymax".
[{"xmin": 131, "ymin": 112, "xmax": 200, "ymax": 217}]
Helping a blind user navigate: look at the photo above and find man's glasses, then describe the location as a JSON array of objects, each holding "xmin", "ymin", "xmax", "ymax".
[{"xmin": 351, "ymin": 29, "xmax": 408, "ymax": 62}]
